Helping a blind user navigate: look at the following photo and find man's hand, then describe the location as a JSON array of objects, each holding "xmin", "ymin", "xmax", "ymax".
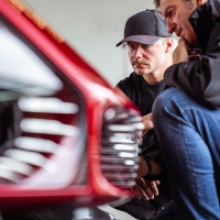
[
  {"xmin": 142, "ymin": 113, "xmax": 154, "ymax": 135},
  {"xmin": 132, "ymin": 177, "xmax": 160, "ymax": 200},
  {"xmin": 173, "ymin": 38, "xmax": 189, "ymax": 64}
]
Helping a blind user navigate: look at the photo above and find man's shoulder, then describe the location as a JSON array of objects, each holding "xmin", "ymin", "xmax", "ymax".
[
  {"xmin": 209, "ymin": 23, "xmax": 220, "ymax": 42},
  {"xmin": 116, "ymin": 72, "xmax": 141, "ymax": 98},
  {"xmin": 117, "ymin": 72, "xmax": 141, "ymax": 86}
]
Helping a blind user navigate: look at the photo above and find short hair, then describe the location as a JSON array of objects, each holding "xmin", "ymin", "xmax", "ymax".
[
  {"xmin": 153, "ymin": 0, "xmax": 161, "ymax": 8},
  {"xmin": 154, "ymin": 0, "xmax": 193, "ymax": 9}
]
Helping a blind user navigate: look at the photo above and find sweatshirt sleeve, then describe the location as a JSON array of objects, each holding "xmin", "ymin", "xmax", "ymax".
[{"xmin": 164, "ymin": 25, "xmax": 220, "ymax": 109}]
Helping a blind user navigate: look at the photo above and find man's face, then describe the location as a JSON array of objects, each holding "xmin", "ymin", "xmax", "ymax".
[
  {"xmin": 160, "ymin": 0, "xmax": 198, "ymax": 47},
  {"xmin": 127, "ymin": 39, "xmax": 167, "ymax": 77}
]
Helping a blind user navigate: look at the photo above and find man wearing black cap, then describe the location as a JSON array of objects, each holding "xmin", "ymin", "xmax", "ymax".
[{"xmin": 112, "ymin": 10, "xmax": 176, "ymax": 220}]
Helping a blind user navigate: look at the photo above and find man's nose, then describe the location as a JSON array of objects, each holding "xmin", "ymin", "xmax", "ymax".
[
  {"xmin": 133, "ymin": 46, "xmax": 143, "ymax": 58},
  {"xmin": 166, "ymin": 20, "xmax": 176, "ymax": 34}
]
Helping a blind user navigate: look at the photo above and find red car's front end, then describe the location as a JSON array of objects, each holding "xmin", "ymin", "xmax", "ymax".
[{"xmin": 0, "ymin": 0, "xmax": 143, "ymax": 211}]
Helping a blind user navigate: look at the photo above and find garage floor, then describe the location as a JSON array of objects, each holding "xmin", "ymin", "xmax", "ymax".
[
  {"xmin": 99, "ymin": 205, "xmax": 137, "ymax": 220},
  {"xmin": 73, "ymin": 205, "xmax": 137, "ymax": 220}
]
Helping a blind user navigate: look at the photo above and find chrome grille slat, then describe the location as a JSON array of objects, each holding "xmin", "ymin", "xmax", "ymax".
[
  {"xmin": 110, "ymin": 180, "xmax": 135, "ymax": 188},
  {"xmin": 103, "ymin": 173, "xmax": 137, "ymax": 179},
  {"xmin": 102, "ymin": 144, "xmax": 137, "ymax": 151},
  {"xmin": 101, "ymin": 149, "xmax": 135, "ymax": 154},
  {"xmin": 18, "ymin": 97, "xmax": 79, "ymax": 114},
  {"xmin": 102, "ymin": 132, "xmax": 142, "ymax": 138},
  {"xmin": 0, "ymin": 157, "xmax": 33, "ymax": 175},
  {"xmin": 4, "ymin": 149, "xmax": 58, "ymax": 174},
  {"xmin": 102, "ymin": 132, "xmax": 142, "ymax": 145},
  {"xmin": 105, "ymin": 123, "xmax": 144, "ymax": 132},
  {"xmin": 0, "ymin": 165, "xmax": 21, "ymax": 182},
  {"xmin": 102, "ymin": 137, "xmax": 138, "ymax": 144},
  {"xmin": 123, "ymin": 116, "xmax": 142, "ymax": 123},
  {"xmin": 100, "ymin": 157, "xmax": 138, "ymax": 163},
  {"xmin": 15, "ymin": 137, "xmax": 57, "ymax": 153},
  {"xmin": 15, "ymin": 136, "xmax": 70, "ymax": 157},
  {"xmin": 101, "ymin": 164, "xmax": 138, "ymax": 172},
  {"xmin": 4, "ymin": 149, "xmax": 47, "ymax": 166},
  {"xmin": 101, "ymin": 107, "xmax": 143, "ymax": 188},
  {"xmin": 20, "ymin": 118, "xmax": 78, "ymax": 136},
  {"xmin": 107, "ymin": 112, "xmax": 130, "ymax": 121},
  {"xmin": 101, "ymin": 150, "xmax": 137, "ymax": 157}
]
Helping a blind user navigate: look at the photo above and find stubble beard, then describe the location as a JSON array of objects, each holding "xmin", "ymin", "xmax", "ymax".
[
  {"xmin": 132, "ymin": 58, "xmax": 151, "ymax": 75},
  {"xmin": 134, "ymin": 67, "xmax": 151, "ymax": 76}
]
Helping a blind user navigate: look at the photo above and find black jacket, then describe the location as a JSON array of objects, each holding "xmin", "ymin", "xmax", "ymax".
[{"xmin": 164, "ymin": 0, "xmax": 220, "ymax": 109}]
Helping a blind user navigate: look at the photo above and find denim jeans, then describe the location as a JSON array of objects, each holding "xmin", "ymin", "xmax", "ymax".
[{"xmin": 152, "ymin": 88, "xmax": 220, "ymax": 220}]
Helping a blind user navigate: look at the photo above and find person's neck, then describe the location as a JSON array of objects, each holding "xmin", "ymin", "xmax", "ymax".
[{"xmin": 143, "ymin": 73, "xmax": 163, "ymax": 85}]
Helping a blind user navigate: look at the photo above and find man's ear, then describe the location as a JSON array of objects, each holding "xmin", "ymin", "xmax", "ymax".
[
  {"xmin": 196, "ymin": 0, "xmax": 208, "ymax": 6},
  {"xmin": 165, "ymin": 37, "xmax": 174, "ymax": 53}
]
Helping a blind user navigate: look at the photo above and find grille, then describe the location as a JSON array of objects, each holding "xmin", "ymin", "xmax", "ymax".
[
  {"xmin": 0, "ymin": 86, "xmax": 85, "ymax": 186},
  {"xmin": 101, "ymin": 107, "xmax": 144, "ymax": 188}
]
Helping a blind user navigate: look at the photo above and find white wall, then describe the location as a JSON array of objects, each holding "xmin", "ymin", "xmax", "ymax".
[{"xmin": 23, "ymin": 0, "xmax": 155, "ymax": 86}]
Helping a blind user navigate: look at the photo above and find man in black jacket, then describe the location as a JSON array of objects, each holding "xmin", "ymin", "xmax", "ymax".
[
  {"xmin": 112, "ymin": 10, "xmax": 175, "ymax": 220},
  {"xmin": 152, "ymin": 0, "xmax": 220, "ymax": 219}
]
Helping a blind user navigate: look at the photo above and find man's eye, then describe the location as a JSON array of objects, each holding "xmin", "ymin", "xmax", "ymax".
[
  {"xmin": 142, "ymin": 44, "xmax": 152, "ymax": 49},
  {"xmin": 167, "ymin": 10, "xmax": 174, "ymax": 17},
  {"xmin": 128, "ymin": 44, "xmax": 135, "ymax": 50}
]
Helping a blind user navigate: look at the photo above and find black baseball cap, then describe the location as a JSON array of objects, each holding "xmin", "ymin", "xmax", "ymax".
[{"xmin": 116, "ymin": 9, "xmax": 171, "ymax": 47}]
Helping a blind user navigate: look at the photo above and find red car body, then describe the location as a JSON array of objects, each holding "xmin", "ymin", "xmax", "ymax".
[{"xmin": 0, "ymin": 0, "xmax": 143, "ymax": 209}]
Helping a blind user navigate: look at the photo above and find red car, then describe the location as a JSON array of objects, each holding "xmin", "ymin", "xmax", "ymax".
[{"xmin": 0, "ymin": 0, "xmax": 143, "ymax": 219}]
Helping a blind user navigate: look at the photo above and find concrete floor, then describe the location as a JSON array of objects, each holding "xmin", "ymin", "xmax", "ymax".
[{"xmin": 99, "ymin": 205, "xmax": 137, "ymax": 220}]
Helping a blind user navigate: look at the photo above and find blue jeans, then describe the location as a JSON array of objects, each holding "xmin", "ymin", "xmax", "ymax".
[{"xmin": 152, "ymin": 88, "xmax": 220, "ymax": 220}]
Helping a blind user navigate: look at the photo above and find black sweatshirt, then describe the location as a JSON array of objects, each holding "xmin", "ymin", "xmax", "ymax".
[
  {"xmin": 117, "ymin": 72, "xmax": 166, "ymax": 163},
  {"xmin": 164, "ymin": 0, "xmax": 220, "ymax": 109}
]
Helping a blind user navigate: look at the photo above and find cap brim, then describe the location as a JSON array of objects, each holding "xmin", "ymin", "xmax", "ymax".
[{"xmin": 116, "ymin": 35, "xmax": 161, "ymax": 47}]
